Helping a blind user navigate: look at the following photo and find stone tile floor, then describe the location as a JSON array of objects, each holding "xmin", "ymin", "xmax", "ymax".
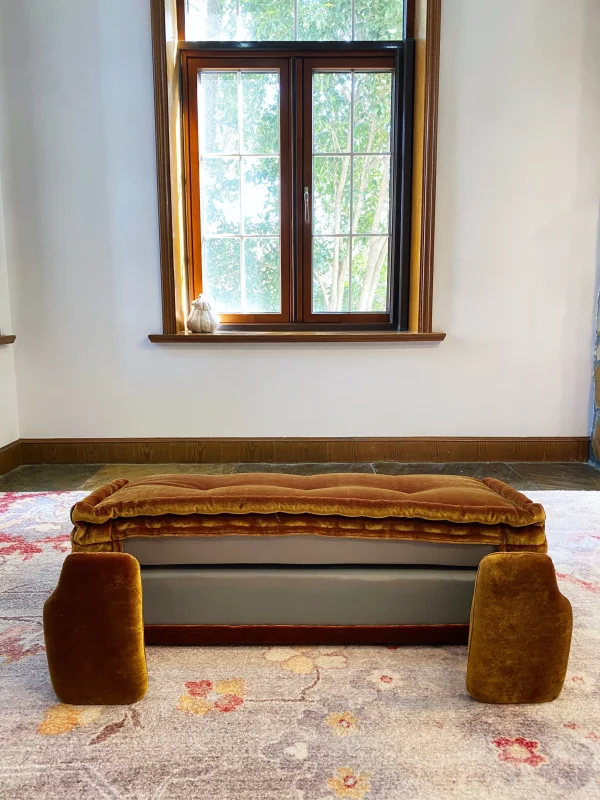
[{"xmin": 1, "ymin": 461, "xmax": 600, "ymax": 491}]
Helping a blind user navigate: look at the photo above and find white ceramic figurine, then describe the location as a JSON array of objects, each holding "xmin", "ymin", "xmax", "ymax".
[{"xmin": 187, "ymin": 294, "xmax": 220, "ymax": 333}]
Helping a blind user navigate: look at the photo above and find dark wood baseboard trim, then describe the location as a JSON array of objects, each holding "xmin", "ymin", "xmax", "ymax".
[
  {"xmin": 17, "ymin": 436, "xmax": 590, "ymax": 465},
  {"xmin": 0, "ymin": 440, "xmax": 23, "ymax": 476},
  {"xmin": 143, "ymin": 623, "xmax": 470, "ymax": 646}
]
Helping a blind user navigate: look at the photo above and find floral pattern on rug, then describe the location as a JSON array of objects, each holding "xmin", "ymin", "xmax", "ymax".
[
  {"xmin": 0, "ymin": 489, "xmax": 600, "ymax": 799},
  {"xmin": 264, "ymin": 645, "xmax": 348, "ymax": 674},
  {"xmin": 492, "ymin": 736, "xmax": 548, "ymax": 768},
  {"xmin": 327, "ymin": 767, "xmax": 371, "ymax": 799},
  {"xmin": 177, "ymin": 678, "xmax": 247, "ymax": 716},
  {"xmin": 0, "ymin": 623, "xmax": 45, "ymax": 663}
]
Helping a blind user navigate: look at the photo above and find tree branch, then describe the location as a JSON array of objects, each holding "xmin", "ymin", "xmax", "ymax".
[{"xmin": 357, "ymin": 171, "xmax": 390, "ymax": 311}]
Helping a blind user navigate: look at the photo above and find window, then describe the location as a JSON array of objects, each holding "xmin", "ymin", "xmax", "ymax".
[
  {"xmin": 149, "ymin": 0, "xmax": 443, "ymax": 341},
  {"xmin": 186, "ymin": 59, "xmax": 291, "ymax": 323},
  {"xmin": 185, "ymin": 0, "xmax": 405, "ymax": 42},
  {"xmin": 180, "ymin": 1, "xmax": 412, "ymax": 330}
]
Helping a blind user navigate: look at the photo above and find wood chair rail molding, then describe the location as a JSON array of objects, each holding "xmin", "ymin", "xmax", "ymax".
[
  {"xmin": 150, "ymin": 0, "xmax": 442, "ymax": 339},
  {"xmin": 0, "ymin": 437, "xmax": 589, "ymax": 476}
]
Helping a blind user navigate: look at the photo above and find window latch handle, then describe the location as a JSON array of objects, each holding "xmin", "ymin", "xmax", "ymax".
[{"xmin": 303, "ymin": 186, "xmax": 310, "ymax": 224}]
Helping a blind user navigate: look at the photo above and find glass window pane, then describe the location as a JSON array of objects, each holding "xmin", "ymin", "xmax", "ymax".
[
  {"xmin": 203, "ymin": 238, "xmax": 242, "ymax": 312},
  {"xmin": 298, "ymin": 0, "xmax": 351, "ymax": 41},
  {"xmin": 198, "ymin": 72, "xmax": 238, "ymax": 154},
  {"xmin": 201, "ymin": 157, "xmax": 240, "ymax": 235},
  {"xmin": 311, "ymin": 70, "xmax": 393, "ymax": 314},
  {"xmin": 313, "ymin": 156, "xmax": 351, "ymax": 235},
  {"xmin": 312, "ymin": 237, "xmax": 350, "ymax": 313},
  {"xmin": 353, "ymin": 72, "xmax": 392, "ymax": 153},
  {"xmin": 351, "ymin": 236, "xmax": 389, "ymax": 312},
  {"xmin": 187, "ymin": 0, "xmax": 237, "ymax": 40},
  {"xmin": 312, "ymin": 72, "xmax": 352, "ymax": 154},
  {"xmin": 197, "ymin": 68, "xmax": 282, "ymax": 316},
  {"xmin": 352, "ymin": 156, "xmax": 391, "ymax": 234},
  {"xmin": 242, "ymin": 156, "xmax": 280, "ymax": 235},
  {"xmin": 354, "ymin": 0, "xmax": 404, "ymax": 41},
  {"xmin": 239, "ymin": 0, "xmax": 294, "ymax": 40},
  {"xmin": 187, "ymin": 0, "xmax": 403, "ymax": 41},
  {"xmin": 244, "ymin": 238, "xmax": 281, "ymax": 312},
  {"xmin": 241, "ymin": 72, "xmax": 279, "ymax": 154}
]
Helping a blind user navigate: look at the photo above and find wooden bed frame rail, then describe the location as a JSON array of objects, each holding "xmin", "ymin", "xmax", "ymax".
[{"xmin": 144, "ymin": 623, "xmax": 469, "ymax": 646}]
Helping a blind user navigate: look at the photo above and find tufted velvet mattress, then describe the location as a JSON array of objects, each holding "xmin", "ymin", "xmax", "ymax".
[
  {"xmin": 71, "ymin": 473, "xmax": 547, "ymax": 553},
  {"xmin": 70, "ymin": 474, "xmax": 546, "ymax": 627}
]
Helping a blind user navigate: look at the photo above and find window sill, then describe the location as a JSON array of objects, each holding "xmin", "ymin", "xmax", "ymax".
[
  {"xmin": 148, "ymin": 331, "xmax": 446, "ymax": 344},
  {"xmin": 0, "ymin": 335, "xmax": 16, "ymax": 346}
]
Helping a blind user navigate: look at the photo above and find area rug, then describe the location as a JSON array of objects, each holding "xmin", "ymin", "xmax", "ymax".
[{"xmin": 0, "ymin": 490, "xmax": 599, "ymax": 800}]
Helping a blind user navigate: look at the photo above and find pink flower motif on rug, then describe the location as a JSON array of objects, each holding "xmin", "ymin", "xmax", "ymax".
[
  {"xmin": 0, "ymin": 490, "xmax": 70, "ymax": 515},
  {"xmin": 556, "ymin": 573, "xmax": 599, "ymax": 593},
  {"xmin": 177, "ymin": 678, "xmax": 246, "ymax": 717},
  {"xmin": 38, "ymin": 533, "xmax": 71, "ymax": 554},
  {"xmin": 186, "ymin": 679, "xmax": 213, "ymax": 697},
  {"xmin": 492, "ymin": 737, "xmax": 548, "ymax": 767},
  {"xmin": 0, "ymin": 624, "xmax": 45, "ymax": 663},
  {"xmin": 367, "ymin": 670, "xmax": 403, "ymax": 692},
  {"xmin": 0, "ymin": 493, "xmax": 21, "ymax": 514},
  {"xmin": 0, "ymin": 533, "xmax": 43, "ymax": 561}
]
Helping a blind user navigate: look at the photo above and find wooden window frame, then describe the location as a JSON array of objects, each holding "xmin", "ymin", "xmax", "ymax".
[
  {"xmin": 183, "ymin": 54, "xmax": 293, "ymax": 325},
  {"xmin": 183, "ymin": 48, "xmax": 407, "ymax": 330},
  {"xmin": 299, "ymin": 54, "xmax": 399, "ymax": 328},
  {"xmin": 149, "ymin": 0, "xmax": 444, "ymax": 343}
]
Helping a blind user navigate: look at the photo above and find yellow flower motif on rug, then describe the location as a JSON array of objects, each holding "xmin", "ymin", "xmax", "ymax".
[
  {"xmin": 326, "ymin": 711, "xmax": 359, "ymax": 736},
  {"xmin": 177, "ymin": 678, "xmax": 246, "ymax": 716},
  {"xmin": 37, "ymin": 705, "xmax": 101, "ymax": 736},
  {"xmin": 177, "ymin": 695, "xmax": 213, "ymax": 717},
  {"xmin": 263, "ymin": 647, "xmax": 347, "ymax": 675},
  {"xmin": 327, "ymin": 767, "xmax": 371, "ymax": 798}
]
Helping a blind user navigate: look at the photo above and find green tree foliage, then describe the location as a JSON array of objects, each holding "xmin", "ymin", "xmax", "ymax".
[
  {"xmin": 189, "ymin": 0, "xmax": 403, "ymax": 42},
  {"xmin": 191, "ymin": 0, "xmax": 403, "ymax": 314}
]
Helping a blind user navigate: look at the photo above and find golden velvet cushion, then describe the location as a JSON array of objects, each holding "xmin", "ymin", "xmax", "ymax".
[
  {"xmin": 71, "ymin": 474, "xmax": 546, "ymax": 553},
  {"xmin": 466, "ymin": 553, "xmax": 572, "ymax": 703},
  {"xmin": 44, "ymin": 553, "xmax": 148, "ymax": 705}
]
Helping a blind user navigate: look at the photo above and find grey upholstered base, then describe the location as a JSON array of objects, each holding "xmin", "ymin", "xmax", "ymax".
[
  {"xmin": 125, "ymin": 536, "xmax": 495, "ymax": 567},
  {"xmin": 140, "ymin": 566, "xmax": 478, "ymax": 625}
]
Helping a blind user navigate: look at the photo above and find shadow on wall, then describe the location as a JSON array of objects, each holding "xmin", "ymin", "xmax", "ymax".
[
  {"xmin": 592, "ymin": 206, "xmax": 600, "ymax": 460},
  {"xmin": 587, "ymin": 0, "xmax": 600, "ymax": 461},
  {"xmin": 0, "ymin": 2, "xmax": 115, "ymax": 341},
  {"xmin": 0, "ymin": 0, "xmax": 164, "ymax": 425}
]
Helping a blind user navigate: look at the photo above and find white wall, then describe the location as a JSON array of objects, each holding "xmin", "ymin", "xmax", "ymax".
[
  {"xmin": 0, "ymin": 0, "xmax": 598, "ymax": 439},
  {"xmin": 0, "ymin": 159, "xmax": 19, "ymax": 446}
]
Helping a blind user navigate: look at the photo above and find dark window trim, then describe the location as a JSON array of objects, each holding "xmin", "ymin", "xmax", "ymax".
[
  {"xmin": 181, "ymin": 43, "xmax": 412, "ymax": 329},
  {"xmin": 179, "ymin": 41, "xmax": 404, "ymax": 52},
  {"xmin": 299, "ymin": 53, "xmax": 398, "ymax": 326}
]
